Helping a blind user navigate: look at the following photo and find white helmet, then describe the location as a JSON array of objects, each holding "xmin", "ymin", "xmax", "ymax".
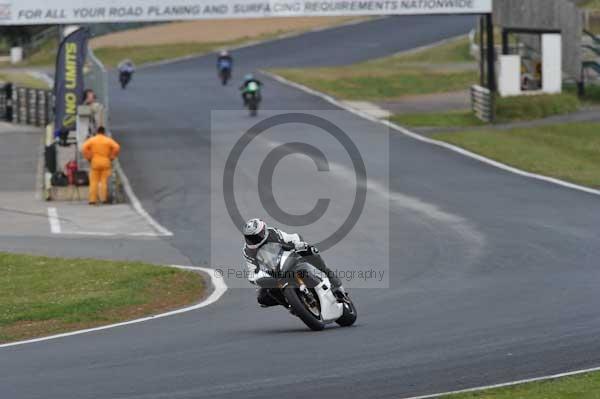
[
  {"xmin": 220, "ymin": 50, "xmax": 229, "ymax": 57},
  {"xmin": 243, "ymin": 218, "xmax": 268, "ymax": 248}
]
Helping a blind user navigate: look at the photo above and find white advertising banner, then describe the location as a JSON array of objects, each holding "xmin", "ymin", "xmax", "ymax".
[{"xmin": 0, "ymin": 0, "xmax": 492, "ymax": 25}]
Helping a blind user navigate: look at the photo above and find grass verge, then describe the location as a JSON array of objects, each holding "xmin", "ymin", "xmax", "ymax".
[
  {"xmin": 391, "ymin": 93, "xmax": 581, "ymax": 129},
  {"xmin": 0, "ymin": 71, "xmax": 50, "ymax": 89},
  {"xmin": 0, "ymin": 252, "xmax": 205, "ymax": 343},
  {"xmin": 432, "ymin": 122, "xmax": 600, "ymax": 188},
  {"xmin": 444, "ymin": 371, "xmax": 600, "ymax": 398},
  {"xmin": 94, "ymin": 41, "xmax": 230, "ymax": 68},
  {"xmin": 270, "ymin": 34, "xmax": 583, "ymax": 123},
  {"xmin": 1, "ymin": 37, "xmax": 60, "ymax": 68},
  {"xmin": 392, "ymin": 110, "xmax": 485, "ymax": 128},
  {"xmin": 270, "ymin": 37, "xmax": 477, "ymax": 100},
  {"xmin": 495, "ymin": 93, "xmax": 580, "ymax": 122}
]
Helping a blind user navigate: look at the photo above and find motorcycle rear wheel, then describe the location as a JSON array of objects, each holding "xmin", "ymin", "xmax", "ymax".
[
  {"xmin": 221, "ymin": 72, "xmax": 229, "ymax": 85},
  {"xmin": 283, "ymin": 287, "xmax": 326, "ymax": 331},
  {"xmin": 248, "ymin": 100, "xmax": 258, "ymax": 117}
]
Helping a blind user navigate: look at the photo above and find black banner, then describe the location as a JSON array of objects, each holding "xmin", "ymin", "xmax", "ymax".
[{"xmin": 54, "ymin": 28, "xmax": 88, "ymax": 131}]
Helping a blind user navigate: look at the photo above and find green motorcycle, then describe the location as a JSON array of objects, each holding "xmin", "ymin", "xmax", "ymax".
[{"xmin": 244, "ymin": 81, "xmax": 261, "ymax": 117}]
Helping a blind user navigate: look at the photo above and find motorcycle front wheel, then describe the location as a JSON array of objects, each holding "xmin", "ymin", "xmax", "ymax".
[
  {"xmin": 283, "ymin": 287, "xmax": 326, "ymax": 331},
  {"xmin": 335, "ymin": 297, "xmax": 357, "ymax": 327}
]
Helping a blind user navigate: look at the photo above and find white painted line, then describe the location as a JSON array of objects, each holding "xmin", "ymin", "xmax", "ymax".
[
  {"xmin": 114, "ymin": 160, "xmax": 174, "ymax": 237},
  {"xmin": 47, "ymin": 207, "xmax": 61, "ymax": 234},
  {"xmin": 341, "ymin": 100, "xmax": 392, "ymax": 119},
  {"xmin": 56, "ymin": 231, "xmax": 164, "ymax": 237},
  {"xmin": 47, "ymin": 205, "xmax": 163, "ymax": 238},
  {"xmin": 25, "ymin": 71, "xmax": 54, "ymax": 88},
  {"xmin": 401, "ymin": 365, "xmax": 600, "ymax": 399},
  {"xmin": 262, "ymin": 71, "xmax": 600, "ymax": 198},
  {"xmin": 35, "ymin": 135, "xmax": 45, "ymax": 200},
  {"xmin": 0, "ymin": 265, "xmax": 227, "ymax": 349}
]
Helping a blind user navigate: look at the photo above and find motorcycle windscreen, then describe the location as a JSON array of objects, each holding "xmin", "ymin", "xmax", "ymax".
[
  {"xmin": 255, "ymin": 242, "xmax": 283, "ymax": 272},
  {"xmin": 247, "ymin": 82, "xmax": 259, "ymax": 92}
]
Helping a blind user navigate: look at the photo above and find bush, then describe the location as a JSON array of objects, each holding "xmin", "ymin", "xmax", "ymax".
[
  {"xmin": 564, "ymin": 82, "xmax": 600, "ymax": 104},
  {"xmin": 495, "ymin": 93, "xmax": 580, "ymax": 122}
]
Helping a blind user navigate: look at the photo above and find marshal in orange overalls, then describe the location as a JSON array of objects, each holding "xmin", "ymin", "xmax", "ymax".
[{"xmin": 81, "ymin": 129, "xmax": 120, "ymax": 204}]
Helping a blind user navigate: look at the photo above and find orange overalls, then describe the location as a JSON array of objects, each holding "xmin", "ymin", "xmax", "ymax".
[{"xmin": 81, "ymin": 134, "xmax": 121, "ymax": 204}]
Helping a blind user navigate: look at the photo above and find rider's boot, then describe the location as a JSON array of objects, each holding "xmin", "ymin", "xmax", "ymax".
[
  {"xmin": 332, "ymin": 284, "xmax": 348, "ymax": 301},
  {"xmin": 257, "ymin": 288, "xmax": 282, "ymax": 308}
]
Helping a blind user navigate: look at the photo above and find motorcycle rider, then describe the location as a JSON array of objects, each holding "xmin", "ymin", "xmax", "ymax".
[
  {"xmin": 118, "ymin": 59, "xmax": 135, "ymax": 88},
  {"xmin": 216, "ymin": 50, "xmax": 233, "ymax": 73},
  {"xmin": 239, "ymin": 73, "xmax": 262, "ymax": 105},
  {"xmin": 242, "ymin": 218, "xmax": 346, "ymax": 308}
]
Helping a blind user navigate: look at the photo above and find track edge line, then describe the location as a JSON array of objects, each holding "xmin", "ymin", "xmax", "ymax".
[
  {"xmin": 261, "ymin": 71, "xmax": 600, "ymax": 198},
  {"xmin": 114, "ymin": 160, "xmax": 174, "ymax": 237}
]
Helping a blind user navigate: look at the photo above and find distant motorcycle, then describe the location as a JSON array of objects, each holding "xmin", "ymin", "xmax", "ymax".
[
  {"xmin": 218, "ymin": 59, "xmax": 232, "ymax": 85},
  {"xmin": 244, "ymin": 81, "xmax": 261, "ymax": 117},
  {"xmin": 253, "ymin": 248, "xmax": 357, "ymax": 331},
  {"xmin": 119, "ymin": 71, "xmax": 132, "ymax": 89},
  {"xmin": 219, "ymin": 67, "xmax": 231, "ymax": 85}
]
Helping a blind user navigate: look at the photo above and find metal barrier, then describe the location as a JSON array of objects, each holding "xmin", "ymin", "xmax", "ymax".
[
  {"xmin": 0, "ymin": 84, "xmax": 53, "ymax": 126},
  {"xmin": 84, "ymin": 45, "xmax": 124, "ymax": 203},
  {"xmin": 85, "ymin": 46, "xmax": 109, "ymax": 125},
  {"xmin": 23, "ymin": 26, "xmax": 60, "ymax": 58},
  {"xmin": 471, "ymin": 84, "xmax": 495, "ymax": 123}
]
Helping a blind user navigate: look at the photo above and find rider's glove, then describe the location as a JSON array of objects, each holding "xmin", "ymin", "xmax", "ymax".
[{"xmin": 294, "ymin": 241, "xmax": 310, "ymax": 253}]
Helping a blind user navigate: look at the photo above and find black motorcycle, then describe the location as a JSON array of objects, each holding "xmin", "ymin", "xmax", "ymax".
[
  {"xmin": 119, "ymin": 71, "xmax": 132, "ymax": 89},
  {"xmin": 219, "ymin": 66, "xmax": 231, "ymax": 86}
]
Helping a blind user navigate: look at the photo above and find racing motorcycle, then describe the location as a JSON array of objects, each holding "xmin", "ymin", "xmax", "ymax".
[
  {"xmin": 218, "ymin": 60, "xmax": 232, "ymax": 85},
  {"xmin": 119, "ymin": 70, "xmax": 133, "ymax": 89},
  {"xmin": 254, "ymin": 247, "xmax": 357, "ymax": 331},
  {"xmin": 244, "ymin": 81, "xmax": 261, "ymax": 117}
]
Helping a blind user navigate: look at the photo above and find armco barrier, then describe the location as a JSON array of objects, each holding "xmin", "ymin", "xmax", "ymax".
[{"xmin": 471, "ymin": 84, "xmax": 495, "ymax": 123}]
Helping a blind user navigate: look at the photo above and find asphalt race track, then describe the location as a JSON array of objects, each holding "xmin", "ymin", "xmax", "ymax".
[{"xmin": 3, "ymin": 15, "xmax": 600, "ymax": 399}]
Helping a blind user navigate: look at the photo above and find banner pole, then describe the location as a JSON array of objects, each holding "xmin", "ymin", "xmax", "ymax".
[{"xmin": 486, "ymin": 12, "xmax": 496, "ymax": 93}]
